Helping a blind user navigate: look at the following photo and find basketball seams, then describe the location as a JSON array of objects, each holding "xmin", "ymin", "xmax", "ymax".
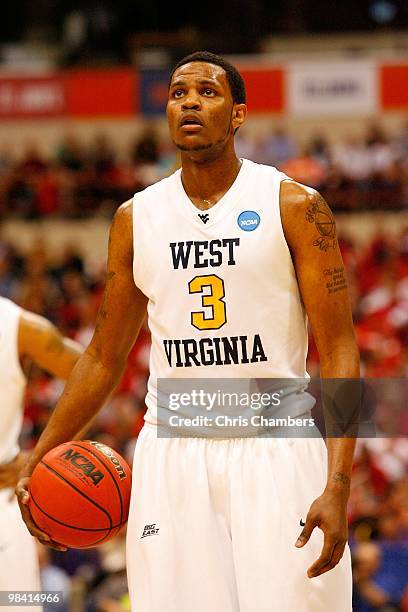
[
  {"xmin": 30, "ymin": 491, "xmax": 126, "ymax": 531},
  {"xmin": 39, "ymin": 459, "xmax": 113, "ymax": 528},
  {"xmin": 31, "ymin": 492, "xmax": 126, "ymax": 549},
  {"xmin": 68, "ymin": 442, "xmax": 125, "ymax": 525}
]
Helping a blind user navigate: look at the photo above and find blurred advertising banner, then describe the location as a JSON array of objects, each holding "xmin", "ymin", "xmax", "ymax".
[
  {"xmin": 0, "ymin": 75, "xmax": 65, "ymax": 118},
  {"xmin": 140, "ymin": 69, "xmax": 170, "ymax": 116},
  {"xmin": 0, "ymin": 62, "xmax": 406, "ymax": 119},
  {"xmin": 287, "ymin": 61, "xmax": 379, "ymax": 117},
  {"xmin": 64, "ymin": 69, "xmax": 137, "ymax": 116}
]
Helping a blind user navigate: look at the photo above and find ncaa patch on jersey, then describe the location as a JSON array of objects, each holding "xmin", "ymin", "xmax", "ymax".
[{"xmin": 237, "ymin": 210, "xmax": 260, "ymax": 231}]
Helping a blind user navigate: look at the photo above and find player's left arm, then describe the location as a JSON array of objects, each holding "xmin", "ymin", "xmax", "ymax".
[
  {"xmin": 18, "ymin": 310, "xmax": 83, "ymax": 380},
  {"xmin": 280, "ymin": 180, "xmax": 360, "ymax": 578}
]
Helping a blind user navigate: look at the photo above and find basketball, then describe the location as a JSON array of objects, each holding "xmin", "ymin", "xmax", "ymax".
[{"xmin": 28, "ymin": 441, "xmax": 132, "ymax": 549}]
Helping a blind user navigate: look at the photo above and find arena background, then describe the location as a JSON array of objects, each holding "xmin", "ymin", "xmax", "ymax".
[{"xmin": 0, "ymin": 1, "xmax": 407, "ymax": 610}]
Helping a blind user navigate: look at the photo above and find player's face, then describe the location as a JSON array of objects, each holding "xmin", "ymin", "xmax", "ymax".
[{"xmin": 167, "ymin": 62, "xmax": 246, "ymax": 154}]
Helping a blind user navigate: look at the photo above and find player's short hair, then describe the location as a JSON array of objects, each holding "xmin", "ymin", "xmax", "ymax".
[{"xmin": 169, "ymin": 51, "xmax": 246, "ymax": 105}]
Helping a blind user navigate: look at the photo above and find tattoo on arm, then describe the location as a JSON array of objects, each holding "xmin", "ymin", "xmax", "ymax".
[
  {"xmin": 323, "ymin": 266, "xmax": 348, "ymax": 295},
  {"xmin": 45, "ymin": 333, "xmax": 79, "ymax": 367},
  {"xmin": 305, "ymin": 193, "xmax": 337, "ymax": 252},
  {"xmin": 46, "ymin": 335, "xmax": 64, "ymax": 355},
  {"xmin": 332, "ymin": 472, "xmax": 350, "ymax": 486}
]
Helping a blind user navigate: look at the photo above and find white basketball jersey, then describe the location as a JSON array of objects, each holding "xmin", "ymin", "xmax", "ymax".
[
  {"xmin": 0, "ymin": 298, "xmax": 26, "ymax": 464},
  {"xmin": 133, "ymin": 159, "xmax": 309, "ymax": 426}
]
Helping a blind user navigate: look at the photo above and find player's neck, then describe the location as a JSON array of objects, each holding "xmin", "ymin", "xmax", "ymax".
[{"xmin": 180, "ymin": 147, "xmax": 242, "ymax": 211}]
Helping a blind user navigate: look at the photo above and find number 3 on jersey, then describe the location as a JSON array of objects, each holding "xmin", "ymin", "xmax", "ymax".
[{"xmin": 188, "ymin": 274, "xmax": 227, "ymax": 330}]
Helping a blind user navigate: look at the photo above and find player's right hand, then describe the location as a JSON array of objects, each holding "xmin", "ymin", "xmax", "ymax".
[{"xmin": 15, "ymin": 477, "xmax": 67, "ymax": 551}]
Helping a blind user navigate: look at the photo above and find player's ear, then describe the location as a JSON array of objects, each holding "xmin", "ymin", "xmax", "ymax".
[{"xmin": 232, "ymin": 103, "xmax": 247, "ymax": 133}]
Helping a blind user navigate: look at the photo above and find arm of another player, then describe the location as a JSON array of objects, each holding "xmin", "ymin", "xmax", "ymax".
[
  {"xmin": 19, "ymin": 309, "xmax": 96, "ymax": 440},
  {"xmin": 16, "ymin": 200, "xmax": 148, "ymax": 547},
  {"xmin": 280, "ymin": 180, "xmax": 360, "ymax": 579},
  {"xmin": 18, "ymin": 309, "xmax": 83, "ymax": 380},
  {"xmin": 0, "ymin": 314, "xmax": 85, "ymax": 494}
]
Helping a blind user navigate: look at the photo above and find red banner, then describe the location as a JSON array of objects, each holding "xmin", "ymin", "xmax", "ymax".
[
  {"xmin": 0, "ymin": 76, "xmax": 65, "ymax": 118},
  {"xmin": 380, "ymin": 64, "xmax": 408, "ymax": 109},
  {"xmin": 240, "ymin": 68, "xmax": 284, "ymax": 113},
  {"xmin": 64, "ymin": 69, "xmax": 137, "ymax": 116}
]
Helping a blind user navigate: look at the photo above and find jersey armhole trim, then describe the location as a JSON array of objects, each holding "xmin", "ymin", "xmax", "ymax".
[
  {"xmin": 277, "ymin": 177, "xmax": 296, "ymax": 266},
  {"xmin": 15, "ymin": 313, "xmax": 28, "ymax": 384}
]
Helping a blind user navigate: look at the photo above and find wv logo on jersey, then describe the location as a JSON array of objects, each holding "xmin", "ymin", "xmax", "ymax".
[
  {"xmin": 238, "ymin": 210, "xmax": 260, "ymax": 232},
  {"xmin": 198, "ymin": 213, "xmax": 209, "ymax": 224}
]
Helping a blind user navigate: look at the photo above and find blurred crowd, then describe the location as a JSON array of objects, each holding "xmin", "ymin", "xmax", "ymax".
[
  {"xmin": 236, "ymin": 122, "xmax": 408, "ymax": 211},
  {"xmin": 350, "ymin": 440, "xmax": 408, "ymax": 612},
  {"xmin": 0, "ymin": 130, "xmax": 175, "ymax": 220},
  {"xmin": 0, "ymin": 121, "xmax": 407, "ymax": 221},
  {"xmin": 307, "ymin": 231, "xmax": 408, "ymax": 379},
  {"xmin": 0, "ymin": 126, "xmax": 407, "ymax": 609}
]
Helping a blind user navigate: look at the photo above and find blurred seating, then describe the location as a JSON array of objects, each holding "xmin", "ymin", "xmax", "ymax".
[
  {"xmin": 0, "ymin": 130, "xmax": 175, "ymax": 220},
  {"xmin": 237, "ymin": 122, "xmax": 407, "ymax": 211},
  {"xmin": 0, "ymin": 121, "xmax": 407, "ymax": 220}
]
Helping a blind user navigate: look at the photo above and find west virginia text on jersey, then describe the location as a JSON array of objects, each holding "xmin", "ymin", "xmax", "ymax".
[{"xmin": 132, "ymin": 159, "xmax": 309, "ymax": 425}]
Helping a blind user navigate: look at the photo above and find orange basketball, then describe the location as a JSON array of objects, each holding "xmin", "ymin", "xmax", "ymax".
[{"xmin": 29, "ymin": 440, "xmax": 132, "ymax": 548}]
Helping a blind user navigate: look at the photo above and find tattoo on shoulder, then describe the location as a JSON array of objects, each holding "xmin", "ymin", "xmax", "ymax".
[
  {"xmin": 323, "ymin": 266, "xmax": 348, "ymax": 295},
  {"xmin": 305, "ymin": 193, "xmax": 337, "ymax": 252},
  {"xmin": 333, "ymin": 472, "xmax": 350, "ymax": 486}
]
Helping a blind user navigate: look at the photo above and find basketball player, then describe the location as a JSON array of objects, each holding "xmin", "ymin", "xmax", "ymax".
[
  {"xmin": 0, "ymin": 296, "xmax": 82, "ymax": 599},
  {"xmin": 17, "ymin": 52, "xmax": 360, "ymax": 611}
]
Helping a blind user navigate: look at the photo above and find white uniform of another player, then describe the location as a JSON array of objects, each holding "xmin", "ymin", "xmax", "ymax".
[
  {"xmin": 0, "ymin": 298, "xmax": 42, "ymax": 609},
  {"xmin": 127, "ymin": 160, "xmax": 352, "ymax": 611}
]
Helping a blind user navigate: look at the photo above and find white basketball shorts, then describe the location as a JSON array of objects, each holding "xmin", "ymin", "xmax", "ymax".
[
  {"xmin": 0, "ymin": 491, "xmax": 42, "ymax": 611},
  {"xmin": 126, "ymin": 424, "xmax": 352, "ymax": 612}
]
